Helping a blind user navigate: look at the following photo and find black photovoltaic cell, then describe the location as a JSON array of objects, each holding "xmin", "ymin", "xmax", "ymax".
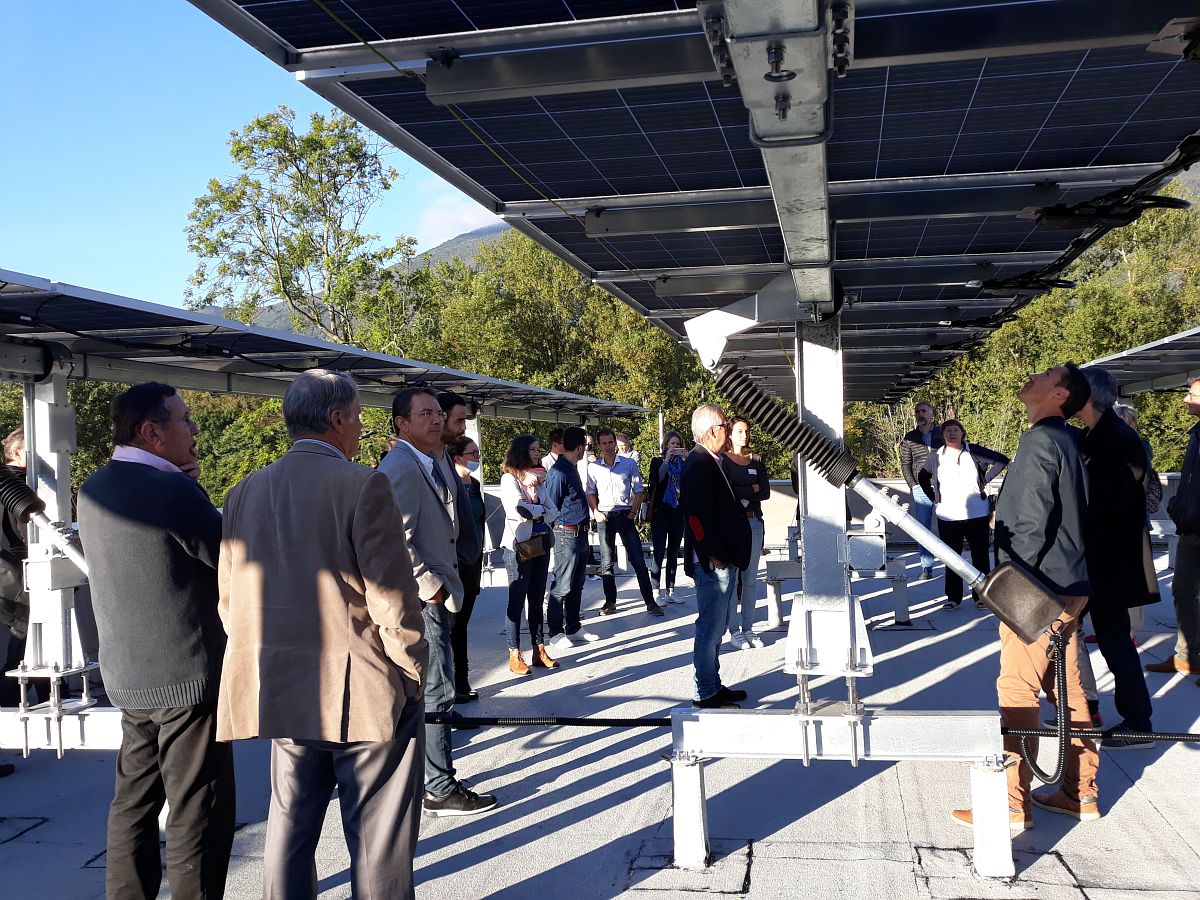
[
  {"xmin": 835, "ymin": 218, "xmax": 1084, "ymax": 260},
  {"xmin": 234, "ymin": 0, "xmax": 685, "ymax": 50}
]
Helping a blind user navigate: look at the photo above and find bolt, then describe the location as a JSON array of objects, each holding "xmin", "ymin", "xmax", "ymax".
[{"xmin": 775, "ymin": 94, "xmax": 791, "ymax": 120}]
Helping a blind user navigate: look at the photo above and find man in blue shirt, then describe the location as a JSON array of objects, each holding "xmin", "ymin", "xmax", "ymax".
[
  {"xmin": 587, "ymin": 428, "xmax": 664, "ymax": 617},
  {"xmin": 542, "ymin": 427, "xmax": 600, "ymax": 648}
]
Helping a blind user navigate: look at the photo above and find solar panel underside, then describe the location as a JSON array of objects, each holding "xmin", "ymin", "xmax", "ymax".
[{"xmin": 226, "ymin": 0, "xmax": 1200, "ymax": 402}]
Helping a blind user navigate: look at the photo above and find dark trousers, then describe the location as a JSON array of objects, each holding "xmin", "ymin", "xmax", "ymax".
[
  {"xmin": 937, "ymin": 515, "xmax": 991, "ymax": 603},
  {"xmin": 650, "ymin": 505, "xmax": 685, "ymax": 591},
  {"xmin": 422, "ymin": 602, "xmax": 457, "ymax": 797},
  {"xmin": 598, "ymin": 511, "xmax": 655, "ymax": 606},
  {"xmin": 105, "ymin": 701, "xmax": 235, "ymax": 900},
  {"xmin": 451, "ymin": 558, "xmax": 483, "ymax": 693},
  {"xmin": 504, "ymin": 549, "xmax": 550, "ymax": 649},
  {"xmin": 263, "ymin": 701, "xmax": 424, "ymax": 900},
  {"xmin": 1087, "ymin": 601, "xmax": 1154, "ymax": 731},
  {"xmin": 548, "ymin": 527, "xmax": 589, "ymax": 636}
]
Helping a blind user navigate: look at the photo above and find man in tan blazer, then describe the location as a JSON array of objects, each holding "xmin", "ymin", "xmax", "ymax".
[
  {"xmin": 217, "ymin": 369, "xmax": 427, "ymax": 899},
  {"xmin": 377, "ymin": 386, "xmax": 497, "ymax": 816}
]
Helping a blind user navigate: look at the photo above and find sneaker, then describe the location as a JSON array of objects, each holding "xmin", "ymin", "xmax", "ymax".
[
  {"xmin": 599, "ymin": 603, "xmax": 617, "ymax": 616},
  {"xmin": 657, "ymin": 588, "xmax": 668, "ymax": 603},
  {"xmin": 423, "ymin": 784, "xmax": 498, "ymax": 817},
  {"xmin": 645, "ymin": 602, "xmax": 665, "ymax": 617},
  {"xmin": 577, "ymin": 630, "xmax": 601, "ymax": 642},
  {"xmin": 550, "ymin": 633, "xmax": 577, "ymax": 650},
  {"xmin": 1101, "ymin": 735, "xmax": 1155, "ymax": 751},
  {"xmin": 748, "ymin": 633, "xmax": 765, "ymax": 648},
  {"xmin": 916, "ymin": 566, "xmax": 934, "ymax": 582},
  {"xmin": 1031, "ymin": 789, "xmax": 1100, "ymax": 821},
  {"xmin": 454, "ymin": 687, "xmax": 479, "ymax": 704},
  {"xmin": 666, "ymin": 590, "xmax": 682, "ymax": 604},
  {"xmin": 1146, "ymin": 657, "xmax": 1196, "ymax": 674},
  {"xmin": 942, "ymin": 598, "xmax": 962, "ymax": 610},
  {"xmin": 715, "ymin": 685, "xmax": 748, "ymax": 702},
  {"xmin": 730, "ymin": 632, "xmax": 750, "ymax": 650},
  {"xmin": 951, "ymin": 806, "xmax": 1031, "ymax": 834}
]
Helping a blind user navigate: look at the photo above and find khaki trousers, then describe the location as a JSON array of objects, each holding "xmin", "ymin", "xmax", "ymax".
[{"xmin": 997, "ymin": 595, "xmax": 1099, "ymax": 809}]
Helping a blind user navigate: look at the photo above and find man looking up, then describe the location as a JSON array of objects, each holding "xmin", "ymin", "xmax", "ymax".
[
  {"xmin": 1074, "ymin": 367, "xmax": 1156, "ymax": 749},
  {"xmin": 681, "ymin": 404, "xmax": 751, "ymax": 708},
  {"xmin": 545, "ymin": 428, "xmax": 565, "ymax": 469},
  {"xmin": 954, "ymin": 363, "xmax": 1098, "ymax": 832},
  {"xmin": 437, "ymin": 392, "xmax": 483, "ymax": 704},
  {"xmin": 587, "ymin": 427, "xmax": 663, "ymax": 617},
  {"xmin": 900, "ymin": 401, "xmax": 942, "ymax": 582},
  {"xmin": 78, "ymin": 383, "xmax": 234, "ymax": 899},
  {"xmin": 543, "ymin": 426, "xmax": 600, "ymax": 648},
  {"xmin": 378, "ymin": 388, "xmax": 497, "ymax": 817}
]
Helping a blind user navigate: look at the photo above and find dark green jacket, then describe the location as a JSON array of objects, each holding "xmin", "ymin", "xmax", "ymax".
[{"xmin": 994, "ymin": 416, "xmax": 1090, "ymax": 596}]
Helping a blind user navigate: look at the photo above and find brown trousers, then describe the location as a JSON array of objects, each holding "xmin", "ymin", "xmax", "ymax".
[{"xmin": 997, "ymin": 595, "xmax": 1099, "ymax": 809}]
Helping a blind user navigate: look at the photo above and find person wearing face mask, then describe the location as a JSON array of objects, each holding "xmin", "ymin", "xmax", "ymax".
[
  {"xmin": 918, "ymin": 419, "xmax": 1008, "ymax": 610},
  {"xmin": 721, "ymin": 418, "xmax": 771, "ymax": 648},
  {"xmin": 447, "ymin": 435, "xmax": 487, "ymax": 704}
]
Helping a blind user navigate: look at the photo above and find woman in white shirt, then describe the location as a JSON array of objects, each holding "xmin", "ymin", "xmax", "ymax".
[
  {"xmin": 919, "ymin": 419, "xmax": 1008, "ymax": 610},
  {"xmin": 500, "ymin": 435, "xmax": 559, "ymax": 674}
]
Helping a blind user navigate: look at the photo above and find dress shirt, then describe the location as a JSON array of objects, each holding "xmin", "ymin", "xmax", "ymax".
[
  {"xmin": 111, "ymin": 445, "xmax": 182, "ymax": 474},
  {"xmin": 396, "ymin": 439, "xmax": 435, "ymax": 480},
  {"xmin": 586, "ymin": 455, "xmax": 644, "ymax": 512},
  {"xmin": 292, "ymin": 438, "xmax": 346, "ymax": 460},
  {"xmin": 541, "ymin": 456, "xmax": 588, "ymax": 526}
]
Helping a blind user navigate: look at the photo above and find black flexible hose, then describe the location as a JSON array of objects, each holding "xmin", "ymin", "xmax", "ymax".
[
  {"xmin": 0, "ymin": 465, "xmax": 44, "ymax": 525},
  {"xmin": 1003, "ymin": 728, "xmax": 1200, "ymax": 742},
  {"xmin": 714, "ymin": 364, "xmax": 859, "ymax": 487},
  {"xmin": 1019, "ymin": 627, "xmax": 1069, "ymax": 786}
]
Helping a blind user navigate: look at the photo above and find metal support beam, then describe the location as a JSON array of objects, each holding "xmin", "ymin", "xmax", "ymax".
[{"xmin": 584, "ymin": 200, "xmax": 778, "ymax": 237}]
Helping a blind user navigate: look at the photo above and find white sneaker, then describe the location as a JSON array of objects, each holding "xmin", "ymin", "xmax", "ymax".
[
  {"xmin": 657, "ymin": 588, "xmax": 668, "ymax": 603},
  {"xmin": 748, "ymin": 633, "xmax": 765, "ymax": 648},
  {"xmin": 667, "ymin": 590, "xmax": 682, "ymax": 604},
  {"xmin": 550, "ymin": 633, "xmax": 576, "ymax": 650},
  {"xmin": 730, "ymin": 632, "xmax": 749, "ymax": 650},
  {"xmin": 578, "ymin": 630, "xmax": 601, "ymax": 642}
]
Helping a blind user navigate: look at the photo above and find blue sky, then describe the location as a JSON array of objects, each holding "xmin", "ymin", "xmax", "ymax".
[{"xmin": 1, "ymin": 2, "xmax": 499, "ymax": 307}]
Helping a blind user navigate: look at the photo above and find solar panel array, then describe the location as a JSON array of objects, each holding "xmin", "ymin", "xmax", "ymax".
[
  {"xmin": 1087, "ymin": 327, "xmax": 1200, "ymax": 394},
  {"xmin": 0, "ymin": 270, "xmax": 645, "ymax": 422},
  {"xmin": 198, "ymin": 0, "xmax": 1200, "ymax": 402}
]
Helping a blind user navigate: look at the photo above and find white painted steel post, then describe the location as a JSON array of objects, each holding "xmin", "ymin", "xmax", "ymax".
[
  {"xmin": 671, "ymin": 754, "xmax": 709, "ymax": 870},
  {"xmin": 969, "ymin": 757, "xmax": 1016, "ymax": 878},
  {"xmin": 886, "ymin": 556, "xmax": 912, "ymax": 626},
  {"xmin": 765, "ymin": 581, "xmax": 784, "ymax": 629}
]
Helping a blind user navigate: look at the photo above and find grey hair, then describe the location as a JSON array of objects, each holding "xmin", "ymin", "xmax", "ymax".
[
  {"xmin": 691, "ymin": 404, "xmax": 724, "ymax": 442},
  {"xmin": 1082, "ymin": 366, "xmax": 1118, "ymax": 413},
  {"xmin": 283, "ymin": 369, "xmax": 359, "ymax": 438},
  {"xmin": 1114, "ymin": 403, "xmax": 1139, "ymax": 427}
]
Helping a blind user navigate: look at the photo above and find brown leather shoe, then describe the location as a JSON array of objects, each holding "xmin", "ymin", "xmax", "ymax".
[
  {"xmin": 950, "ymin": 806, "xmax": 1031, "ymax": 833},
  {"xmin": 1145, "ymin": 658, "xmax": 1196, "ymax": 674},
  {"xmin": 1032, "ymin": 789, "xmax": 1100, "ymax": 821},
  {"xmin": 532, "ymin": 645, "xmax": 560, "ymax": 669},
  {"xmin": 508, "ymin": 649, "xmax": 531, "ymax": 676}
]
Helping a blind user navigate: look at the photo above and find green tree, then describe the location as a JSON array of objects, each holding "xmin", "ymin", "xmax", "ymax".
[{"xmin": 186, "ymin": 105, "xmax": 429, "ymax": 348}]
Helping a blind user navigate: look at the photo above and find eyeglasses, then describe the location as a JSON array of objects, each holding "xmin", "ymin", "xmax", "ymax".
[
  {"xmin": 459, "ymin": 449, "xmax": 480, "ymax": 458},
  {"xmin": 407, "ymin": 409, "xmax": 445, "ymax": 420}
]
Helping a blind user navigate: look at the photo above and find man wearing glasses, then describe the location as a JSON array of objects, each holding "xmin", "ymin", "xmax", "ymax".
[
  {"xmin": 681, "ymin": 405, "xmax": 752, "ymax": 708},
  {"xmin": 379, "ymin": 387, "xmax": 497, "ymax": 817}
]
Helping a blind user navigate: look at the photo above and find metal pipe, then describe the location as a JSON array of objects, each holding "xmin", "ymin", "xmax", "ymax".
[{"xmin": 28, "ymin": 511, "xmax": 88, "ymax": 578}]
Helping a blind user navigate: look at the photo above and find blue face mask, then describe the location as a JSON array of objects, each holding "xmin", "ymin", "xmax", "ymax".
[{"xmin": 466, "ymin": 460, "xmax": 480, "ymax": 473}]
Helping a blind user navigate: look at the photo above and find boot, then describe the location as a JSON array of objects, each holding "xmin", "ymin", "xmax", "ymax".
[
  {"xmin": 508, "ymin": 649, "xmax": 531, "ymax": 676},
  {"xmin": 532, "ymin": 645, "xmax": 560, "ymax": 669}
]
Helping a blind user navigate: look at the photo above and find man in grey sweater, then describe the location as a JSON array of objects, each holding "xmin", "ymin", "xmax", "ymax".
[{"xmin": 77, "ymin": 382, "xmax": 234, "ymax": 900}]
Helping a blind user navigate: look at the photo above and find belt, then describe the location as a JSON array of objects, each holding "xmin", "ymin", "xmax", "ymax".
[{"xmin": 554, "ymin": 523, "xmax": 582, "ymax": 532}]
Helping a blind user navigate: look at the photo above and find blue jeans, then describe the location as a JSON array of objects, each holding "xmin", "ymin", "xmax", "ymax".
[
  {"xmin": 598, "ymin": 511, "xmax": 656, "ymax": 606},
  {"xmin": 909, "ymin": 488, "xmax": 936, "ymax": 569},
  {"xmin": 693, "ymin": 564, "xmax": 737, "ymax": 700},
  {"xmin": 503, "ymin": 548, "xmax": 550, "ymax": 649},
  {"xmin": 548, "ymin": 527, "xmax": 589, "ymax": 636},
  {"xmin": 422, "ymin": 602, "xmax": 456, "ymax": 796},
  {"xmin": 731, "ymin": 516, "xmax": 764, "ymax": 633}
]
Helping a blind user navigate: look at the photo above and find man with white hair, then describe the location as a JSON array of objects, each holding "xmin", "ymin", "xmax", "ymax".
[
  {"xmin": 218, "ymin": 369, "xmax": 428, "ymax": 898},
  {"xmin": 1074, "ymin": 367, "xmax": 1157, "ymax": 749},
  {"xmin": 681, "ymin": 404, "xmax": 751, "ymax": 708}
]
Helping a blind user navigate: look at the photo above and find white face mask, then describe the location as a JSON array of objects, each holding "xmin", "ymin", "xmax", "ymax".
[{"xmin": 466, "ymin": 460, "xmax": 480, "ymax": 473}]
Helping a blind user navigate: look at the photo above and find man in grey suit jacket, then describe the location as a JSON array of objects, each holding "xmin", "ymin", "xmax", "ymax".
[{"xmin": 377, "ymin": 387, "xmax": 497, "ymax": 817}]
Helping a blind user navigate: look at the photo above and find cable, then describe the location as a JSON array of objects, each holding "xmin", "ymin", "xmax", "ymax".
[{"xmin": 1019, "ymin": 626, "xmax": 1069, "ymax": 786}]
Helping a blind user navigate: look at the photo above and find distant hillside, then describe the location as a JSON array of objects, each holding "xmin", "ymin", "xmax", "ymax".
[{"xmin": 419, "ymin": 221, "xmax": 510, "ymax": 267}]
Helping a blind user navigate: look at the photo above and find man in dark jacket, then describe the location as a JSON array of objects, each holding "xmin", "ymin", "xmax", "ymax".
[
  {"xmin": 900, "ymin": 402, "xmax": 942, "ymax": 581},
  {"xmin": 681, "ymin": 404, "xmax": 751, "ymax": 708},
  {"xmin": 1075, "ymin": 367, "xmax": 1156, "ymax": 748},
  {"xmin": 1154, "ymin": 376, "xmax": 1200, "ymax": 683},
  {"xmin": 955, "ymin": 363, "xmax": 1099, "ymax": 831},
  {"xmin": 0, "ymin": 427, "xmax": 31, "ymax": 710},
  {"xmin": 77, "ymin": 383, "xmax": 234, "ymax": 900}
]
